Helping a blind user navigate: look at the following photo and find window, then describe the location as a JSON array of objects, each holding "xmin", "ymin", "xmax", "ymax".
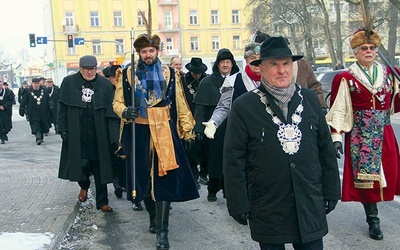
[
  {"xmin": 190, "ymin": 10, "xmax": 198, "ymax": 25},
  {"xmin": 232, "ymin": 10, "xmax": 240, "ymax": 24},
  {"xmin": 92, "ymin": 40, "xmax": 102, "ymax": 54},
  {"xmin": 138, "ymin": 11, "xmax": 145, "ymax": 25},
  {"xmin": 233, "ymin": 36, "xmax": 240, "ymax": 49},
  {"xmin": 190, "ymin": 37, "xmax": 199, "ymax": 51},
  {"xmin": 115, "ymin": 39, "xmax": 124, "ymax": 54},
  {"xmin": 90, "ymin": 11, "xmax": 100, "ymax": 27},
  {"xmin": 67, "ymin": 47, "xmax": 76, "ymax": 55},
  {"xmin": 212, "ymin": 36, "xmax": 220, "ymax": 50},
  {"xmin": 166, "ymin": 37, "xmax": 173, "ymax": 51},
  {"xmin": 65, "ymin": 12, "xmax": 74, "ymax": 26},
  {"xmin": 114, "ymin": 11, "xmax": 123, "ymax": 26},
  {"xmin": 165, "ymin": 11, "xmax": 172, "ymax": 29},
  {"xmin": 211, "ymin": 10, "xmax": 219, "ymax": 24}
]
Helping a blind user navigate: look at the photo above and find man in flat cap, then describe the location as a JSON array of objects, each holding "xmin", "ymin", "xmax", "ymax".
[
  {"xmin": 224, "ymin": 36, "xmax": 340, "ymax": 249},
  {"xmin": 327, "ymin": 25, "xmax": 400, "ymax": 240},
  {"xmin": 58, "ymin": 55, "xmax": 116, "ymax": 212},
  {"xmin": 113, "ymin": 4, "xmax": 199, "ymax": 247},
  {"xmin": 19, "ymin": 78, "xmax": 52, "ymax": 145}
]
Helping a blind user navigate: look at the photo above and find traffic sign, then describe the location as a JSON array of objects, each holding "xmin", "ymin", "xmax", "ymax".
[
  {"xmin": 74, "ymin": 38, "xmax": 85, "ymax": 45},
  {"xmin": 36, "ymin": 37, "xmax": 48, "ymax": 45}
]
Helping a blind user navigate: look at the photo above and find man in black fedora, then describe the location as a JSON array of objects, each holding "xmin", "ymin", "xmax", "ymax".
[
  {"xmin": 223, "ymin": 36, "xmax": 340, "ymax": 249},
  {"xmin": 180, "ymin": 57, "xmax": 209, "ymax": 189}
]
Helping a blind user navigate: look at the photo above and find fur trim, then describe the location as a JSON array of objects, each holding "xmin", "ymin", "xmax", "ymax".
[
  {"xmin": 350, "ymin": 29, "xmax": 381, "ymax": 49},
  {"xmin": 133, "ymin": 34, "xmax": 161, "ymax": 52}
]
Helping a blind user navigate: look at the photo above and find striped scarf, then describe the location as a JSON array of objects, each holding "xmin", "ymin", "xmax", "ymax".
[{"xmin": 261, "ymin": 77, "xmax": 296, "ymax": 120}]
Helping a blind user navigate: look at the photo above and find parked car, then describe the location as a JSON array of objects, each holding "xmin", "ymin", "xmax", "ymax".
[{"xmin": 316, "ymin": 69, "xmax": 346, "ymax": 108}]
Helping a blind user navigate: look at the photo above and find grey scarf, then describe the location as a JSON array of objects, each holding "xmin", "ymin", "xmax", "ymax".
[{"xmin": 261, "ymin": 77, "xmax": 296, "ymax": 119}]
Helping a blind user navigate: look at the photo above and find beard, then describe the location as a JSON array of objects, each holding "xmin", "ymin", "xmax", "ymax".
[{"xmin": 141, "ymin": 53, "xmax": 158, "ymax": 66}]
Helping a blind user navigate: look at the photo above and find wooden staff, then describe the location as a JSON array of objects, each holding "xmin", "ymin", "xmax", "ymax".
[{"xmin": 130, "ymin": 28, "xmax": 136, "ymax": 200}]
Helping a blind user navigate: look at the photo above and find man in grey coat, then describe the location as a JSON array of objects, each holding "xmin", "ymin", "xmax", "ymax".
[{"xmin": 223, "ymin": 36, "xmax": 341, "ymax": 249}]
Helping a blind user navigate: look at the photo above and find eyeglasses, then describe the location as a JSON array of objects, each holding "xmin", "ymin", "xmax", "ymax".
[
  {"xmin": 82, "ymin": 67, "xmax": 97, "ymax": 72},
  {"xmin": 359, "ymin": 45, "xmax": 377, "ymax": 51}
]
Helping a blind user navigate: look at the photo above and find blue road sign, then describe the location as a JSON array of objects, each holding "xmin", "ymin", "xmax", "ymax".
[
  {"xmin": 36, "ymin": 37, "xmax": 47, "ymax": 45},
  {"xmin": 74, "ymin": 38, "xmax": 84, "ymax": 45}
]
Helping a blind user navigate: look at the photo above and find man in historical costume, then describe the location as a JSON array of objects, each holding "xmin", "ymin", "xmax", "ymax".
[
  {"xmin": 202, "ymin": 42, "xmax": 261, "ymax": 140},
  {"xmin": 45, "ymin": 78, "xmax": 60, "ymax": 134},
  {"xmin": 224, "ymin": 36, "xmax": 340, "ymax": 250},
  {"xmin": 180, "ymin": 57, "xmax": 209, "ymax": 189},
  {"xmin": 19, "ymin": 78, "xmax": 52, "ymax": 145},
  {"xmin": 0, "ymin": 81, "xmax": 15, "ymax": 144},
  {"xmin": 193, "ymin": 48, "xmax": 239, "ymax": 202},
  {"xmin": 253, "ymin": 31, "xmax": 327, "ymax": 109},
  {"xmin": 57, "ymin": 55, "xmax": 115, "ymax": 212},
  {"xmin": 327, "ymin": 25, "xmax": 400, "ymax": 240},
  {"xmin": 113, "ymin": 2, "xmax": 199, "ymax": 248}
]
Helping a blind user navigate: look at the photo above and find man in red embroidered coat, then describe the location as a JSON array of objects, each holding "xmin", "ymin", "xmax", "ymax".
[{"xmin": 327, "ymin": 27, "xmax": 400, "ymax": 240}]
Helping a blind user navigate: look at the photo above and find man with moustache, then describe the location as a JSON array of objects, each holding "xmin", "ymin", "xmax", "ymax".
[
  {"xmin": 19, "ymin": 78, "xmax": 52, "ymax": 145},
  {"xmin": 57, "ymin": 55, "xmax": 115, "ymax": 212},
  {"xmin": 113, "ymin": 23, "xmax": 199, "ymax": 249}
]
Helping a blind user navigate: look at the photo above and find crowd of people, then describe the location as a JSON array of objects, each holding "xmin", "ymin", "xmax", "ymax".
[{"xmin": 1, "ymin": 5, "xmax": 400, "ymax": 250}]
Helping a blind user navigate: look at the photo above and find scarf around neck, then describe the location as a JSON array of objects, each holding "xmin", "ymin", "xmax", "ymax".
[
  {"xmin": 135, "ymin": 58, "xmax": 167, "ymax": 118},
  {"xmin": 245, "ymin": 65, "xmax": 261, "ymax": 81},
  {"xmin": 261, "ymin": 77, "xmax": 296, "ymax": 119}
]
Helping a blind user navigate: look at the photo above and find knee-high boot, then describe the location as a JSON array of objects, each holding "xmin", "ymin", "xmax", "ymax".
[
  {"xmin": 362, "ymin": 203, "xmax": 383, "ymax": 240},
  {"xmin": 156, "ymin": 201, "xmax": 170, "ymax": 250},
  {"xmin": 143, "ymin": 195, "xmax": 156, "ymax": 234}
]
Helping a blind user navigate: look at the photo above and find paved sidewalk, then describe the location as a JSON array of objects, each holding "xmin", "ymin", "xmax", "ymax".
[{"xmin": 0, "ymin": 107, "xmax": 79, "ymax": 249}]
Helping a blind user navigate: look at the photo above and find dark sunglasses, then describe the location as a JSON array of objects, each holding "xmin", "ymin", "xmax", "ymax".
[{"xmin": 359, "ymin": 45, "xmax": 377, "ymax": 51}]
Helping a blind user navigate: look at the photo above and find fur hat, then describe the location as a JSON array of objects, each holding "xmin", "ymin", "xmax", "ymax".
[
  {"xmin": 133, "ymin": 0, "xmax": 161, "ymax": 52},
  {"xmin": 350, "ymin": 29, "xmax": 381, "ymax": 49}
]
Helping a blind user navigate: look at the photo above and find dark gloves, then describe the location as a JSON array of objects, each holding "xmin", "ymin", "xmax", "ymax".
[
  {"xmin": 333, "ymin": 141, "xmax": 343, "ymax": 159},
  {"xmin": 232, "ymin": 213, "xmax": 248, "ymax": 225},
  {"xmin": 183, "ymin": 139, "xmax": 194, "ymax": 151},
  {"xmin": 19, "ymin": 108, "xmax": 24, "ymax": 117},
  {"xmin": 122, "ymin": 106, "xmax": 139, "ymax": 120},
  {"xmin": 325, "ymin": 200, "xmax": 338, "ymax": 215},
  {"xmin": 60, "ymin": 131, "xmax": 68, "ymax": 142}
]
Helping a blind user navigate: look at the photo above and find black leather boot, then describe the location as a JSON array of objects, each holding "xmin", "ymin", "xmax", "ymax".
[
  {"xmin": 156, "ymin": 201, "xmax": 170, "ymax": 250},
  {"xmin": 35, "ymin": 132, "xmax": 43, "ymax": 145},
  {"xmin": 363, "ymin": 203, "xmax": 383, "ymax": 240},
  {"xmin": 143, "ymin": 195, "xmax": 156, "ymax": 234}
]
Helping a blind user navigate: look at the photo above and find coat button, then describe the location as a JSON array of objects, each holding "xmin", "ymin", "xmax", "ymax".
[
  {"xmin": 291, "ymin": 193, "xmax": 295, "ymax": 198},
  {"xmin": 290, "ymin": 163, "xmax": 295, "ymax": 168}
]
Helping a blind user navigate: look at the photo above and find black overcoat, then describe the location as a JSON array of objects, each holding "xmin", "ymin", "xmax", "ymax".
[
  {"xmin": 0, "ymin": 88, "xmax": 14, "ymax": 134},
  {"xmin": 223, "ymin": 84, "xmax": 341, "ymax": 244},
  {"xmin": 57, "ymin": 73, "xmax": 114, "ymax": 185}
]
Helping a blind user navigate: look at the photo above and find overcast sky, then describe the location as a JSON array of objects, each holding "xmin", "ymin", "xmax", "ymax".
[{"xmin": 0, "ymin": 0, "xmax": 45, "ymax": 60}]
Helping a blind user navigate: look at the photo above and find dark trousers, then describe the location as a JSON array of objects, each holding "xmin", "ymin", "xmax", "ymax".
[
  {"xmin": 208, "ymin": 177, "xmax": 224, "ymax": 195},
  {"xmin": 78, "ymin": 159, "xmax": 109, "ymax": 209},
  {"xmin": 259, "ymin": 238, "xmax": 323, "ymax": 250}
]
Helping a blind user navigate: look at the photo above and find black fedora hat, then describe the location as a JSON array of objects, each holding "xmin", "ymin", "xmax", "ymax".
[
  {"xmin": 185, "ymin": 57, "xmax": 208, "ymax": 73},
  {"xmin": 250, "ymin": 36, "xmax": 303, "ymax": 66}
]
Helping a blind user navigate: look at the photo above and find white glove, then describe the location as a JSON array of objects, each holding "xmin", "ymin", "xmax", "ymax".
[{"xmin": 202, "ymin": 120, "xmax": 217, "ymax": 139}]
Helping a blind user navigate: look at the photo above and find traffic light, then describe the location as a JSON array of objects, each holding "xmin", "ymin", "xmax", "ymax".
[
  {"xmin": 160, "ymin": 42, "xmax": 164, "ymax": 52},
  {"xmin": 67, "ymin": 35, "xmax": 74, "ymax": 48},
  {"xmin": 29, "ymin": 33, "xmax": 36, "ymax": 47}
]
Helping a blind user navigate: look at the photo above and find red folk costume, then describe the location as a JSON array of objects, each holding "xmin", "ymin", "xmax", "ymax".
[{"xmin": 327, "ymin": 61, "xmax": 400, "ymax": 203}]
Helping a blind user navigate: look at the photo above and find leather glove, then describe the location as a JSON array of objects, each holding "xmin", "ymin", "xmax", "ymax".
[
  {"xmin": 333, "ymin": 141, "xmax": 343, "ymax": 159},
  {"xmin": 232, "ymin": 213, "xmax": 248, "ymax": 225},
  {"xmin": 202, "ymin": 120, "xmax": 217, "ymax": 139},
  {"xmin": 19, "ymin": 108, "xmax": 25, "ymax": 117},
  {"xmin": 325, "ymin": 200, "xmax": 338, "ymax": 215},
  {"xmin": 60, "ymin": 131, "xmax": 68, "ymax": 142},
  {"xmin": 183, "ymin": 139, "xmax": 194, "ymax": 151},
  {"xmin": 122, "ymin": 106, "xmax": 139, "ymax": 120}
]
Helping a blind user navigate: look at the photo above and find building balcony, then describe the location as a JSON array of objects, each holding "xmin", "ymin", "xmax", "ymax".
[
  {"xmin": 158, "ymin": 22, "xmax": 180, "ymax": 32},
  {"xmin": 166, "ymin": 49, "xmax": 179, "ymax": 55},
  {"xmin": 158, "ymin": 0, "xmax": 178, "ymax": 5},
  {"xmin": 62, "ymin": 25, "xmax": 80, "ymax": 34}
]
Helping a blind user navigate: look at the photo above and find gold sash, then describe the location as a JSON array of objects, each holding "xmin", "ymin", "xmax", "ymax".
[{"xmin": 147, "ymin": 106, "xmax": 179, "ymax": 176}]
